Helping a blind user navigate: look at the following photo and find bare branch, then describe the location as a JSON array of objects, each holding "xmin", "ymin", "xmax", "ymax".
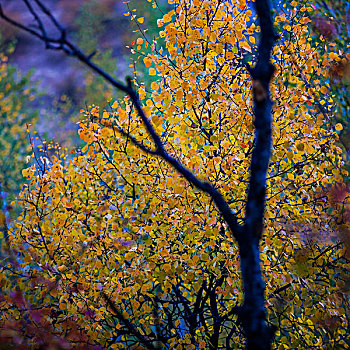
[
  {"xmin": 102, "ymin": 292, "xmax": 158, "ymax": 350},
  {"xmin": 23, "ymin": 0, "xmax": 46, "ymax": 37},
  {"xmin": 33, "ymin": 0, "xmax": 65, "ymax": 32},
  {"xmin": 0, "ymin": 4, "xmax": 46, "ymax": 41}
]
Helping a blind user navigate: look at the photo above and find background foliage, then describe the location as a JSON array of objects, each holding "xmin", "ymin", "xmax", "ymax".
[{"xmin": 0, "ymin": 40, "xmax": 37, "ymax": 214}]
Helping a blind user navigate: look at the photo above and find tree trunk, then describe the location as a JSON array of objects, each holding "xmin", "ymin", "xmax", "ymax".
[{"xmin": 239, "ymin": 240, "xmax": 272, "ymax": 350}]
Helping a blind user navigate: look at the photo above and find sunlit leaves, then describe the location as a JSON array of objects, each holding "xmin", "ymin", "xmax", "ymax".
[{"xmin": 1, "ymin": 0, "xmax": 350, "ymax": 349}]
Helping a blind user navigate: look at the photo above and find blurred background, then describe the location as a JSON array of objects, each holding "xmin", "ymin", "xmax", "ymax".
[{"xmin": 0, "ymin": 0, "xmax": 167, "ymax": 144}]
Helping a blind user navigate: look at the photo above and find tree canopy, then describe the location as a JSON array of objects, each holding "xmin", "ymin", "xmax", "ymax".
[{"xmin": 0, "ymin": 0, "xmax": 350, "ymax": 349}]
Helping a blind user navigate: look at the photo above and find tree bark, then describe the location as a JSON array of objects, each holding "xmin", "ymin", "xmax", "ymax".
[{"xmin": 237, "ymin": 0, "xmax": 277, "ymax": 348}]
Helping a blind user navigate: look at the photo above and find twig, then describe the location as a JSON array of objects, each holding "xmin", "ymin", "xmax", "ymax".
[{"xmin": 102, "ymin": 292, "xmax": 158, "ymax": 350}]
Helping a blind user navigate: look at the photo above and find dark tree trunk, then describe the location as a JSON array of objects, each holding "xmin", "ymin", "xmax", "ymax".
[
  {"xmin": 237, "ymin": 0, "xmax": 277, "ymax": 348},
  {"xmin": 239, "ymin": 240, "xmax": 272, "ymax": 350}
]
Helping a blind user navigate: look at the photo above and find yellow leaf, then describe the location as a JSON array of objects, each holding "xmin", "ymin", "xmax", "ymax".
[
  {"xmin": 143, "ymin": 57, "xmax": 152, "ymax": 68},
  {"xmin": 296, "ymin": 143, "xmax": 304, "ymax": 151},
  {"xmin": 137, "ymin": 17, "xmax": 144, "ymax": 23},
  {"xmin": 0, "ymin": 211, "xmax": 6, "ymax": 226},
  {"xmin": 138, "ymin": 86, "xmax": 146, "ymax": 100},
  {"xmin": 163, "ymin": 14, "xmax": 171, "ymax": 23},
  {"xmin": 149, "ymin": 68, "xmax": 156, "ymax": 75},
  {"xmin": 163, "ymin": 263, "xmax": 171, "ymax": 271},
  {"xmin": 329, "ymin": 52, "xmax": 339, "ymax": 60},
  {"xmin": 335, "ymin": 123, "xmax": 343, "ymax": 131},
  {"xmin": 287, "ymin": 172, "xmax": 294, "ymax": 180},
  {"xmin": 50, "ymin": 289, "xmax": 58, "ymax": 298},
  {"xmin": 249, "ymin": 36, "xmax": 255, "ymax": 44},
  {"xmin": 320, "ymin": 86, "xmax": 327, "ymax": 94},
  {"xmin": 59, "ymin": 303, "xmax": 66, "ymax": 310}
]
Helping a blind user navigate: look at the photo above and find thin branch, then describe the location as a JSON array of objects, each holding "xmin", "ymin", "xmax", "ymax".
[
  {"xmin": 33, "ymin": 0, "xmax": 65, "ymax": 32},
  {"xmin": 269, "ymin": 283, "xmax": 292, "ymax": 298},
  {"xmin": 23, "ymin": 0, "xmax": 46, "ymax": 37},
  {"xmin": 114, "ymin": 125, "xmax": 158, "ymax": 155},
  {"xmin": 102, "ymin": 292, "xmax": 158, "ymax": 350},
  {"xmin": 0, "ymin": 4, "xmax": 48, "ymax": 42}
]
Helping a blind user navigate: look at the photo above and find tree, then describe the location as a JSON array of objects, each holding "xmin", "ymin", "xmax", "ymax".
[{"xmin": 0, "ymin": 0, "xmax": 349, "ymax": 349}]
